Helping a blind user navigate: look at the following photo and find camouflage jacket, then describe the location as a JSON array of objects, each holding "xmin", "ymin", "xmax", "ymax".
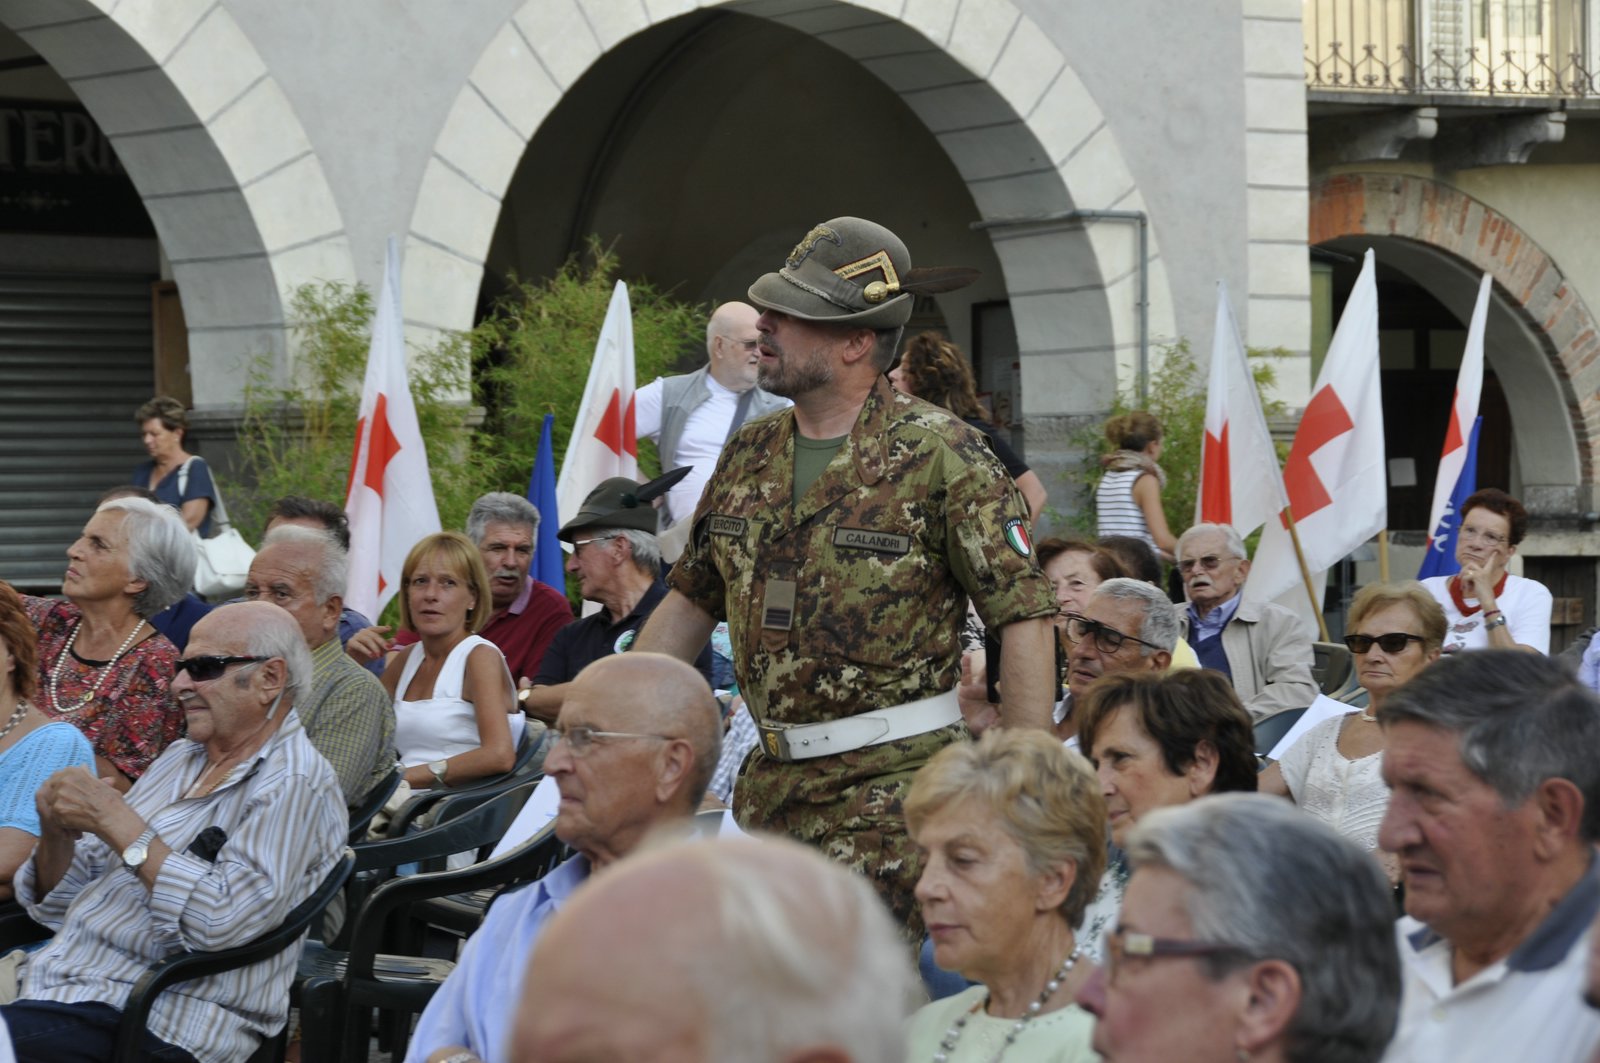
[{"xmin": 668, "ymin": 375, "xmax": 1056, "ymax": 729}]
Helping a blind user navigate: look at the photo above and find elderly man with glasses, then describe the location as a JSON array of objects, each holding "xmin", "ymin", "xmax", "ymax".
[
  {"xmin": 1055, "ymin": 578, "xmax": 1180, "ymax": 746},
  {"xmin": 404, "ymin": 651, "xmax": 722, "ymax": 1063},
  {"xmin": 1174, "ymin": 522, "xmax": 1316, "ymax": 719},
  {"xmin": 0, "ymin": 602, "xmax": 345, "ymax": 1063},
  {"xmin": 519, "ymin": 477, "xmax": 714, "ymax": 724}
]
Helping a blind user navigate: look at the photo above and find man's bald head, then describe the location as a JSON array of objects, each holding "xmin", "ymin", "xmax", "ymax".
[
  {"xmin": 544, "ymin": 653, "xmax": 722, "ymax": 866},
  {"xmin": 706, "ymin": 301, "xmax": 761, "ymax": 393},
  {"xmin": 510, "ymin": 835, "xmax": 915, "ymax": 1063}
]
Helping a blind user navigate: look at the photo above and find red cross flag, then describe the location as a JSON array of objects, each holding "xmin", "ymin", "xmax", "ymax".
[
  {"xmin": 344, "ymin": 236, "xmax": 442, "ymax": 620},
  {"xmin": 556, "ymin": 280, "xmax": 638, "ymax": 528},
  {"xmin": 1197, "ymin": 281, "xmax": 1287, "ymax": 537},
  {"xmin": 1246, "ymin": 248, "xmax": 1386, "ymax": 619}
]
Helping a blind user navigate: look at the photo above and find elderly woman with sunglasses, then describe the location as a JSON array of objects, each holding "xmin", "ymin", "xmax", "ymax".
[
  {"xmin": 1074, "ymin": 794, "xmax": 1400, "ymax": 1063},
  {"xmin": 1261, "ymin": 581, "xmax": 1444, "ymax": 883},
  {"xmin": 23, "ymin": 497, "xmax": 195, "ymax": 791},
  {"xmin": 1420, "ymin": 488, "xmax": 1551, "ymax": 653},
  {"xmin": 904, "ymin": 728, "xmax": 1106, "ymax": 1062}
]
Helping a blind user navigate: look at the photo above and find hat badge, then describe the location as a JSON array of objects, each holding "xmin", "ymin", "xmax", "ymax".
[{"xmin": 786, "ymin": 224, "xmax": 841, "ymax": 269}]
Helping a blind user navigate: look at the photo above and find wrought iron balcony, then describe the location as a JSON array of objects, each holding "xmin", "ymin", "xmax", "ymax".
[{"xmin": 1305, "ymin": 0, "xmax": 1596, "ymax": 97}]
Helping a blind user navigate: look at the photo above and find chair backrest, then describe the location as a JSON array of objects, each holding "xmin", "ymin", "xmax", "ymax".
[
  {"xmin": 383, "ymin": 726, "xmax": 547, "ymax": 838},
  {"xmin": 1253, "ymin": 706, "xmax": 1309, "ymax": 759},
  {"xmin": 352, "ymin": 778, "xmax": 540, "ymax": 876},
  {"xmin": 348, "ymin": 767, "xmax": 403, "ymax": 844},
  {"xmin": 113, "ymin": 848, "xmax": 357, "ymax": 1063},
  {"xmin": 1311, "ymin": 641, "xmax": 1356, "ymax": 697}
]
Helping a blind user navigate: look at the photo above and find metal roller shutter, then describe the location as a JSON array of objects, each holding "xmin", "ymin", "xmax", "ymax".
[{"xmin": 0, "ymin": 271, "xmax": 155, "ymax": 592}]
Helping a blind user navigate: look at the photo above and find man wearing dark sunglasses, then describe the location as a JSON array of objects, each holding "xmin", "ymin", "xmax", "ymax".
[
  {"xmin": 1174, "ymin": 523, "xmax": 1316, "ymax": 720},
  {"xmin": 2, "ymin": 602, "xmax": 345, "ymax": 1063}
]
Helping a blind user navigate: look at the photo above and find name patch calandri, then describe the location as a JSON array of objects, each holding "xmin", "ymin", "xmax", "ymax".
[{"xmin": 832, "ymin": 527, "xmax": 911, "ymax": 555}]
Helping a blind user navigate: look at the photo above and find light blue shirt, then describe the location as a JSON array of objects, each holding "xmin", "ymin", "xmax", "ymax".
[
  {"xmin": 405, "ymin": 854, "xmax": 590, "ymax": 1062},
  {"xmin": 1188, "ymin": 592, "xmax": 1243, "ymax": 644}
]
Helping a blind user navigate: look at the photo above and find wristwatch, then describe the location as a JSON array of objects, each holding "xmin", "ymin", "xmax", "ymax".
[
  {"xmin": 121, "ymin": 827, "xmax": 156, "ymax": 872},
  {"xmin": 428, "ymin": 759, "xmax": 449, "ymax": 787}
]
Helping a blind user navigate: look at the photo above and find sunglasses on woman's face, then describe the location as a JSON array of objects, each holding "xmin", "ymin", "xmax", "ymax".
[
  {"xmin": 173, "ymin": 655, "xmax": 269, "ymax": 681},
  {"xmin": 1343, "ymin": 633, "xmax": 1425, "ymax": 655}
]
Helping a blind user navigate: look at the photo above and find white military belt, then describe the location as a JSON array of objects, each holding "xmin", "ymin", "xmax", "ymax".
[{"xmin": 756, "ymin": 689, "xmax": 961, "ymax": 762}]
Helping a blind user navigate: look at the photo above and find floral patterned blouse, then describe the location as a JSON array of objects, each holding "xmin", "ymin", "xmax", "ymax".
[{"xmin": 24, "ymin": 596, "xmax": 184, "ymax": 780}]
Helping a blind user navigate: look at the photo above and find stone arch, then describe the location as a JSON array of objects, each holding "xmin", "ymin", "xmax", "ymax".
[
  {"xmin": 1311, "ymin": 172, "xmax": 1597, "ymax": 492},
  {"xmin": 0, "ymin": 0, "xmax": 354, "ymax": 403},
  {"xmin": 405, "ymin": 0, "xmax": 1172, "ymax": 423}
]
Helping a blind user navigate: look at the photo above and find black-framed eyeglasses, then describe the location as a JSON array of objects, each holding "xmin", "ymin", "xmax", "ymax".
[
  {"xmin": 1177, "ymin": 554, "xmax": 1238, "ymax": 575},
  {"xmin": 551, "ymin": 724, "xmax": 671, "ymax": 754},
  {"xmin": 174, "ymin": 655, "xmax": 270, "ymax": 682},
  {"xmin": 1344, "ymin": 632, "xmax": 1426, "ymax": 655},
  {"xmin": 1102, "ymin": 928, "xmax": 1252, "ymax": 984},
  {"xmin": 1062, "ymin": 614, "xmax": 1163, "ymax": 655}
]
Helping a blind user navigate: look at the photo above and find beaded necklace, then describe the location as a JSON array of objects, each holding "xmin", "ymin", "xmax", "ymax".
[
  {"xmin": 933, "ymin": 943, "xmax": 1084, "ymax": 1063},
  {"xmin": 48, "ymin": 618, "xmax": 145, "ymax": 715},
  {"xmin": 0, "ymin": 699, "xmax": 28, "ymax": 744}
]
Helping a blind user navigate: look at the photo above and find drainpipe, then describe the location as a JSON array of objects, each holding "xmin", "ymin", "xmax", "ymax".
[{"xmin": 970, "ymin": 210, "xmax": 1150, "ymax": 406}]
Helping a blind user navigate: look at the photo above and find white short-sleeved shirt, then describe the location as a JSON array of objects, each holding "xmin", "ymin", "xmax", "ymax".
[
  {"xmin": 1383, "ymin": 858, "xmax": 1600, "ymax": 1062},
  {"xmin": 1421, "ymin": 574, "xmax": 1552, "ymax": 654}
]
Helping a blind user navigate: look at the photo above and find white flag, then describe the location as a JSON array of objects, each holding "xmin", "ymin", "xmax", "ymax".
[
  {"xmin": 1418, "ymin": 273, "xmax": 1490, "ymax": 577},
  {"xmin": 556, "ymin": 281, "xmax": 638, "ymax": 527},
  {"xmin": 1246, "ymin": 248, "xmax": 1386, "ymax": 615},
  {"xmin": 344, "ymin": 236, "xmax": 441, "ymax": 620},
  {"xmin": 1197, "ymin": 281, "xmax": 1287, "ymax": 538}
]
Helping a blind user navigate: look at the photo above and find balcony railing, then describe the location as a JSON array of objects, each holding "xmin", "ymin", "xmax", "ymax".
[{"xmin": 1305, "ymin": 0, "xmax": 1596, "ymax": 96}]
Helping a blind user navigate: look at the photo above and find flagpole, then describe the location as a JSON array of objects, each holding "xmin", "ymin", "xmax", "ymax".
[
  {"xmin": 1282, "ymin": 506, "xmax": 1332, "ymax": 642},
  {"xmin": 1378, "ymin": 529, "xmax": 1390, "ymax": 582}
]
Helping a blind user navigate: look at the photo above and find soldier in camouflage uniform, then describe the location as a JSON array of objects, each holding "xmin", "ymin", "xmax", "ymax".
[{"xmin": 635, "ymin": 217, "xmax": 1058, "ymax": 936}]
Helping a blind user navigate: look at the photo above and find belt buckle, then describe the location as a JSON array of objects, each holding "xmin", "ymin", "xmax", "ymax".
[{"xmin": 758, "ymin": 724, "xmax": 794, "ymax": 762}]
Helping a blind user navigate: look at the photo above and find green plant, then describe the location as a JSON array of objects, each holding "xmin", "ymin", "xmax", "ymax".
[
  {"xmin": 1069, "ymin": 342, "xmax": 1289, "ymax": 542},
  {"xmin": 472, "ymin": 238, "xmax": 709, "ymax": 489},
  {"xmin": 234, "ymin": 281, "xmax": 484, "ymax": 542}
]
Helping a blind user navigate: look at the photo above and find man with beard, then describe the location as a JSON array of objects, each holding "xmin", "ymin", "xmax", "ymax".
[{"xmin": 635, "ymin": 216, "xmax": 1058, "ymax": 937}]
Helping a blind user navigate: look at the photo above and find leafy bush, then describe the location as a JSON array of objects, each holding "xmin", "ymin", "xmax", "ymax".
[
  {"xmin": 472, "ymin": 239, "xmax": 709, "ymax": 488},
  {"xmin": 1069, "ymin": 341, "xmax": 1289, "ymax": 543}
]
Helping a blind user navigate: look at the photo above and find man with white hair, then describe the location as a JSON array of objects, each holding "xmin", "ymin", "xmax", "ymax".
[
  {"xmin": 1174, "ymin": 522, "xmax": 1316, "ymax": 718},
  {"xmin": 245, "ymin": 525, "xmax": 396, "ymax": 807},
  {"xmin": 0, "ymin": 602, "xmax": 345, "ymax": 1062},
  {"xmin": 511, "ymin": 834, "xmax": 916, "ymax": 1063},
  {"xmin": 635, "ymin": 301, "xmax": 790, "ymax": 551},
  {"xmin": 404, "ymin": 652, "xmax": 722, "ymax": 1063}
]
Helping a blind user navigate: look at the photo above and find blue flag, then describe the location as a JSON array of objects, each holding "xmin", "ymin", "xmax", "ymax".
[
  {"xmin": 528, "ymin": 413, "xmax": 565, "ymax": 591},
  {"xmin": 1418, "ymin": 417, "xmax": 1483, "ymax": 580}
]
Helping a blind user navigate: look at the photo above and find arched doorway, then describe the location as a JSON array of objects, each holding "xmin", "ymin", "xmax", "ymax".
[
  {"xmin": 405, "ymin": 0, "xmax": 1169, "ymax": 495},
  {"xmin": 0, "ymin": 0, "xmax": 352, "ymax": 589}
]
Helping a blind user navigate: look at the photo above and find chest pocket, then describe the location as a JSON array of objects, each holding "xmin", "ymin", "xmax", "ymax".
[{"xmin": 799, "ymin": 523, "xmax": 946, "ymax": 666}]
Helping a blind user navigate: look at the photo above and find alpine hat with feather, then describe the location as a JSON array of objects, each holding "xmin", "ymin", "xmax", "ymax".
[
  {"xmin": 557, "ymin": 468, "xmax": 692, "ymax": 541},
  {"xmin": 748, "ymin": 216, "xmax": 978, "ymax": 330}
]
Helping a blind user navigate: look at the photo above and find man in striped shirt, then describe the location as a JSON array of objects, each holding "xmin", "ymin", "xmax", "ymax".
[{"xmin": 0, "ymin": 602, "xmax": 346, "ymax": 1063}]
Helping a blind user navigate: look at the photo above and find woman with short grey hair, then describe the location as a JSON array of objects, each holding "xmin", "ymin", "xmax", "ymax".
[
  {"xmin": 22, "ymin": 497, "xmax": 195, "ymax": 790},
  {"xmin": 1076, "ymin": 794, "xmax": 1401, "ymax": 1063},
  {"xmin": 903, "ymin": 729, "xmax": 1107, "ymax": 1061}
]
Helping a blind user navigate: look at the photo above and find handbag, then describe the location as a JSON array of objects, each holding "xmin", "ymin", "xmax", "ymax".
[{"xmin": 179, "ymin": 459, "xmax": 256, "ymax": 598}]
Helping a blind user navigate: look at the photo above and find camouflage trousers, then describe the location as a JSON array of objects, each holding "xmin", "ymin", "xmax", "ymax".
[{"xmin": 731, "ymin": 723, "xmax": 963, "ymax": 943}]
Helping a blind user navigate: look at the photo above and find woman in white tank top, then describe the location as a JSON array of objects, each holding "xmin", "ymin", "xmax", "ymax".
[
  {"xmin": 381, "ymin": 532, "xmax": 520, "ymax": 792},
  {"xmin": 1094, "ymin": 411, "xmax": 1177, "ymax": 562}
]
